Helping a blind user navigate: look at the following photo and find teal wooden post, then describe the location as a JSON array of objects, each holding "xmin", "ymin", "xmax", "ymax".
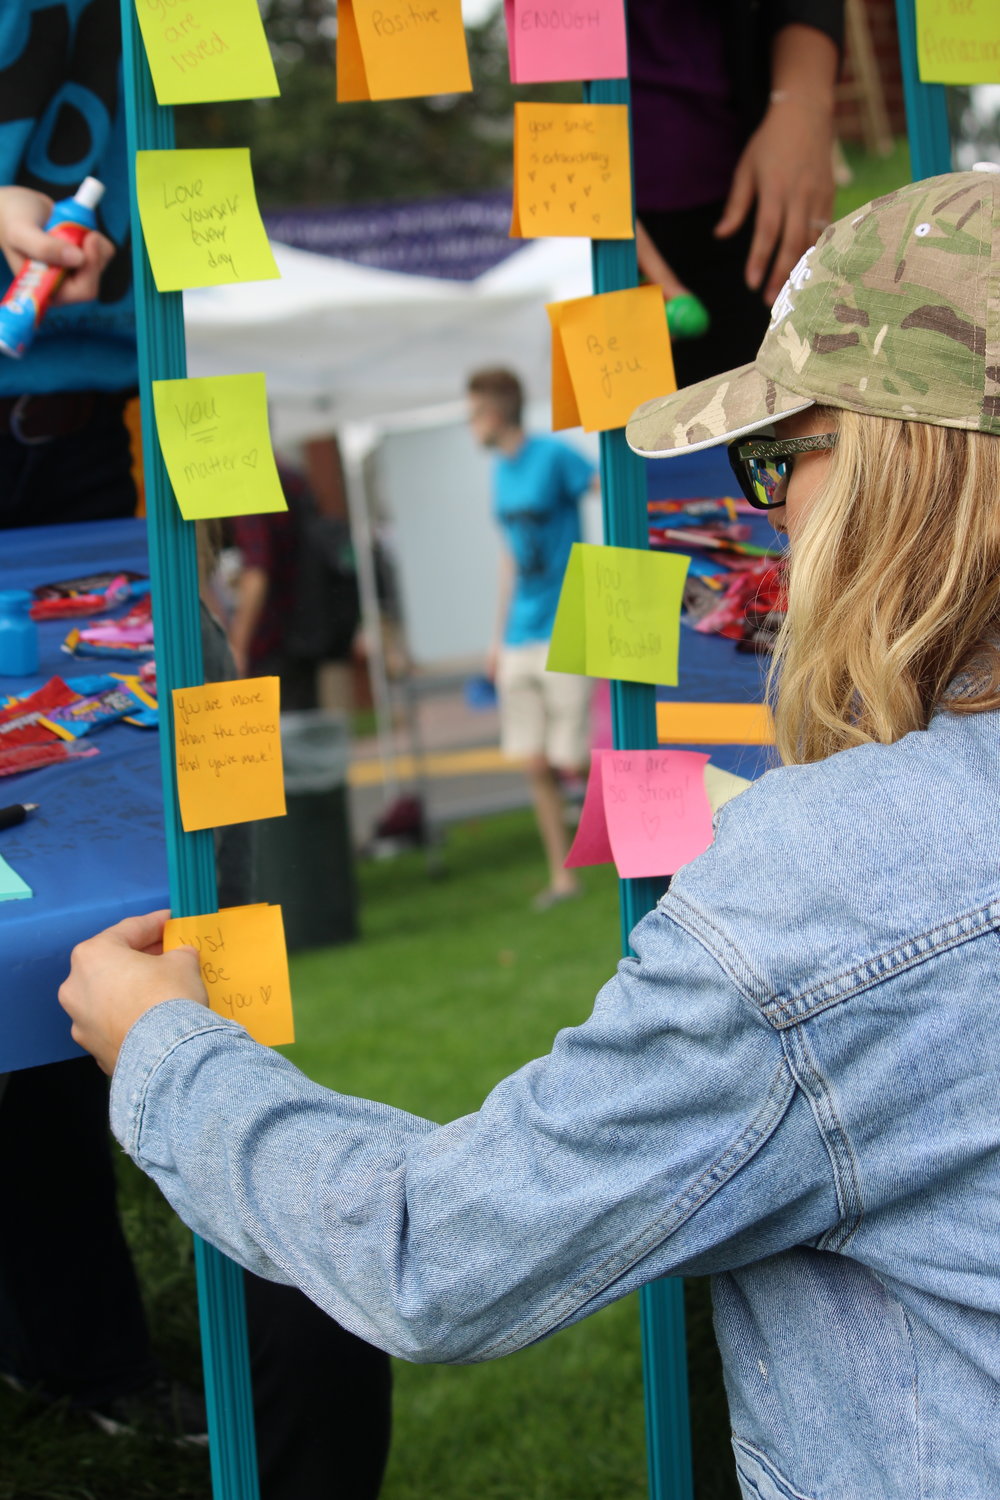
[
  {"xmin": 894, "ymin": 0, "xmax": 952, "ymax": 179},
  {"xmin": 119, "ymin": 7, "xmax": 261, "ymax": 1498},
  {"xmin": 584, "ymin": 77, "xmax": 695, "ymax": 1500}
]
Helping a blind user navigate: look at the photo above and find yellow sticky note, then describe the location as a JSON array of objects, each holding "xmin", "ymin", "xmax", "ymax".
[
  {"xmin": 703, "ymin": 763, "xmax": 752, "ymax": 815},
  {"xmin": 547, "ymin": 286, "xmax": 676, "ymax": 432},
  {"xmin": 152, "ymin": 373, "xmax": 287, "ymax": 522},
  {"xmin": 337, "ymin": 0, "xmax": 472, "ymax": 100},
  {"xmin": 916, "ymin": 0, "xmax": 1000, "ymax": 83},
  {"xmin": 133, "ymin": 0, "xmax": 279, "ymax": 104},
  {"xmin": 547, "ymin": 543, "xmax": 689, "ymax": 686},
  {"xmin": 136, "ymin": 149, "xmax": 279, "ymax": 292},
  {"xmin": 511, "ymin": 103, "xmax": 633, "ymax": 240},
  {"xmin": 173, "ymin": 677, "xmax": 286, "ymax": 831},
  {"xmin": 163, "ymin": 903, "xmax": 294, "ymax": 1046}
]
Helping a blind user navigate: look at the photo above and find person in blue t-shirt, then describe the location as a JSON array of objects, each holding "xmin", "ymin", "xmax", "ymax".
[{"xmin": 467, "ymin": 368, "xmax": 596, "ymax": 910}]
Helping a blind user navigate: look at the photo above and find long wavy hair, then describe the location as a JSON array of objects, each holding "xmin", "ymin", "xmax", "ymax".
[{"xmin": 769, "ymin": 408, "xmax": 1000, "ymax": 765}]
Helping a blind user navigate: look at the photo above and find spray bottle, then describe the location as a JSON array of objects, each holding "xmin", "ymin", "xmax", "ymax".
[{"xmin": 0, "ymin": 176, "xmax": 106, "ymax": 359}]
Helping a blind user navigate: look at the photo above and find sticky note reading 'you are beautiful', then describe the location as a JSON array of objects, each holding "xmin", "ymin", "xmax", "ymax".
[
  {"xmin": 504, "ymin": 0, "xmax": 627, "ymax": 83},
  {"xmin": 173, "ymin": 678, "xmax": 285, "ymax": 831},
  {"xmin": 547, "ymin": 543, "xmax": 689, "ymax": 686},
  {"xmin": 152, "ymin": 373, "xmax": 287, "ymax": 521},
  {"xmin": 136, "ymin": 149, "xmax": 279, "ymax": 292},
  {"xmin": 511, "ymin": 103, "xmax": 633, "ymax": 239},
  {"xmin": 566, "ymin": 749, "xmax": 714, "ymax": 878},
  {"xmin": 337, "ymin": 0, "xmax": 472, "ymax": 100},
  {"xmin": 915, "ymin": 0, "xmax": 1000, "ymax": 83},
  {"xmin": 548, "ymin": 285, "xmax": 676, "ymax": 432},
  {"xmin": 163, "ymin": 904, "xmax": 294, "ymax": 1046},
  {"xmin": 133, "ymin": 0, "xmax": 279, "ymax": 105}
]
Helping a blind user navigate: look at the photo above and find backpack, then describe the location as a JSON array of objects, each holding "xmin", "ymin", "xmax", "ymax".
[{"xmin": 285, "ymin": 505, "xmax": 361, "ymax": 663}]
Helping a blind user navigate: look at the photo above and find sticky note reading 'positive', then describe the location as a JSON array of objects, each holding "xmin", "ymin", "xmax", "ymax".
[
  {"xmin": 163, "ymin": 904, "xmax": 294, "ymax": 1046},
  {"xmin": 547, "ymin": 543, "xmax": 689, "ymax": 686},
  {"xmin": 504, "ymin": 0, "xmax": 627, "ymax": 82},
  {"xmin": 338, "ymin": 0, "xmax": 472, "ymax": 100},
  {"xmin": 134, "ymin": 0, "xmax": 280, "ymax": 105},
  {"xmin": 566, "ymin": 749, "xmax": 713, "ymax": 878},
  {"xmin": 915, "ymin": 0, "xmax": 1000, "ymax": 83},
  {"xmin": 548, "ymin": 285, "xmax": 676, "ymax": 432},
  {"xmin": 511, "ymin": 103, "xmax": 633, "ymax": 240},
  {"xmin": 173, "ymin": 677, "xmax": 285, "ymax": 831},
  {"xmin": 152, "ymin": 373, "xmax": 287, "ymax": 522},
  {"xmin": 136, "ymin": 149, "xmax": 279, "ymax": 292}
]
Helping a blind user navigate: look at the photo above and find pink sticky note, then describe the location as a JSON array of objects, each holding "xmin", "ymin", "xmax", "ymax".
[
  {"xmin": 565, "ymin": 752, "xmax": 614, "ymax": 869},
  {"xmin": 504, "ymin": 0, "xmax": 628, "ymax": 83},
  {"xmin": 600, "ymin": 748, "xmax": 713, "ymax": 878}
]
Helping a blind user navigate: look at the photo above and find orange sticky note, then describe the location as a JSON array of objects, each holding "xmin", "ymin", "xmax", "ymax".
[
  {"xmin": 337, "ymin": 0, "xmax": 472, "ymax": 100},
  {"xmin": 172, "ymin": 677, "xmax": 285, "ymax": 831},
  {"xmin": 547, "ymin": 286, "xmax": 676, "ymax": 432},
  {"xmin": 656, "ymin": 702, "xmax": 775, "ymax": 745},
  {"xmin": 511, "ymin": 103, "xmax": 633, "ymax": 240},
  {"xmin": 163, "ymin": 903, "xmax": 295, "ymax": 1046}
]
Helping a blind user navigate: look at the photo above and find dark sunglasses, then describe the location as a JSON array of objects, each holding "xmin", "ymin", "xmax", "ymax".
[{"xmin": 727, "ymin": 433, "xmax": 839, "ymax": 510}]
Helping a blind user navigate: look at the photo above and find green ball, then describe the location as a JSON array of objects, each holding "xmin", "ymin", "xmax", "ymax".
[{"xmin": 665, "ymin": 293, "xmax": 711, "ymax": 340}]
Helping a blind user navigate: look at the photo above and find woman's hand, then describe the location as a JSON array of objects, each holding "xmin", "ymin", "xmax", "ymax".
[{"xmin": 0, "ymin": 185, "xmax": 116, "ymax": 305}]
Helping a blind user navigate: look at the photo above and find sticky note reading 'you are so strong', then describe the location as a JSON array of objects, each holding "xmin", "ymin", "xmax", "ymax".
[
  {"xmin": 136, "ymin": 149, "xmax": 279, "ymax": 292},
  {"xmin": 548, "ymin": 285, "xmax": 676, "ymax": 432},
  {"xmin": 133, "ymin": 0, "xmax": 280, "ymax": 105},
  {"xmin": 163, "ymin": 904, "xmax": 294, "ymax": 1047},
  {"xmin": 152, "ymin": 373, "xmax": 287, "ymax": 522},
  {"xmin": 915, "ymin": 0, "xmax": 1000, "ymax": 84},
  {"xmin": 547, "ymin": 543, "xmax": 689, "ymax": 686},
  {"xmin": 566, "ymin": 749, "xmax": 713, "ymax": 878},
  {"xmin": 511, "ymin": 103, "xmax": 633, "ymax": 240},
  {"xmin": 337, "ymin": 0, "xmax": 472, "ymax": 100},
  {"xmin": 173, "ymin": 677, "xmax": 285, "ymax": 831},
  {"xmin": 504, "ymin": 0, "xmax": 627, "ymax": 83}
]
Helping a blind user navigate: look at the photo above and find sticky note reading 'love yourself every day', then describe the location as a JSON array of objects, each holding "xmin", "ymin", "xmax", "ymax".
[
  {"xmin": 548, "ymin": 285, "xmax": 676, "ymax": 432},
  {"xmin": 566, "ymin": 749, "xmax": 713, "ymax": 878},
  {"xmin": 915, "ymin": 0, "xmax": 1000, "ymax": 84},
  {"xmin": 547, "ymin": 543, "xmax": 689, "ymax": 686},
  {"xmin": 136, "ymin": 149, "xmax": 279, "ymax": 292},
  {"xmin": 504, "ymin": 0, "xmax": 627, "ymax": 82},
  {"xmin": 163, "ymin": 904, "xmax": 294, "ymax": 1046},
  {"xmin": 152, "ymin": 373, "xmax": 287, "ymax": 522},
  {"xmin": 133, "ymin": 0, "xmax": 280, "ymax": 105},
  {"xmin": 337, "ymin": 0, "xmax": 472, "ymax": 100},
  {"xmin": 173, "ymin": 677, "xmax": 285, "ymax": 831},
  {"xmin": 511, "ymin": 103, "xmax": 633, "ymax": 240}
]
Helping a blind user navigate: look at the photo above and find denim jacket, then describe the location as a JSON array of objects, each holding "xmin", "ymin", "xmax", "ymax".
[{"xmin": 111, "ymin": 703, "xmax": 1000, "ymax": 1500}]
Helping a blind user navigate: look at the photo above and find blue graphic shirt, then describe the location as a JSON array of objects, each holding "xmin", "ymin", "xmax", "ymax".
[
  {"xmin": 0, "ymin": 0, "xmax": 136, "ymax": 395},
  {"xmin": 494, "ymin": 434, "xmax": 594, "ymax": 646}
]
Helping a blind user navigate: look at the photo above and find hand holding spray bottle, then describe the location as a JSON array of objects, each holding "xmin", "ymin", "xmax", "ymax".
[{"xmin": 0, "ymin": 176, "xmax": 106, "ymax": 359}]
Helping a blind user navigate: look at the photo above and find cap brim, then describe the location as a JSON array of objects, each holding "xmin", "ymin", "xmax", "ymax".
[{"xmin": 626, "ymin": 361, "xmax": 815, "ymax": 459}]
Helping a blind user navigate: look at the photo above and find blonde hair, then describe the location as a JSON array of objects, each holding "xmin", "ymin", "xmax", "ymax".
[{"xmin": 769, "ymin": 408, "xmax": 1000, "ymax": 765}]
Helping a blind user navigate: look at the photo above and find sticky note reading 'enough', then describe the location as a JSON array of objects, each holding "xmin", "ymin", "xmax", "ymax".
[
  {"xmin": 136, "ymin": 149, "xmax": 279, "ymax": 292},
  {"xmin": 511, "ymin": 103, "xmax": 633, "ymax": 240},
  {"xmin": 173, "ymin": 677, "xmax": 285, "ymax": 831},
  {"xmin": 153, "ymin": 373, "xmax": 287, "ymax": 522},
  {"xmin": 134, "ymin": 0, "xmax": 280, "ymax": 105},
  {"xmin": 163, "ymin": 904, "xmax": 294, "ymax": 1046},
  {"xmin": 915, "ymin": 0, "xmax": 1000, "ymax": 83},
  {"xmin": 566, "ymin": 749, "xmax": 714, "ymax": 878},
  {"xmin": 504, "ymin": 0, "xmax": 627, "ymax": 83},
  {"xmin": 547, "ymin": 543, "xmax": 689, "ymax": 686},
  {"xmin": 548, "ymin": 285, "xmax": 676, "ymax": 432},
  {"xmin": 337, "ymin": 0, "xmax": 472, "ymax": 100}
]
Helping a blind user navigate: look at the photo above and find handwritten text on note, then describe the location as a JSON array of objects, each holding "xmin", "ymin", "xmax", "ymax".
[
  {"xmin": 173, "ymin": 677, "xmax": 286, "ymax": 831},
  {"xmin": 136, "ymin": 148, "xmax": 279, "ymax": 292},
  {"xmin": 511, "ymin": 103, "xmax": 633, "ymax": 240},
  {"xmin": 337, "ymin": 0, "xmax": 473, "ymax": 100},
  {"xmin": 566, "ymin": 749, "xmax": 714, "ymax": 878},
  {"xmin": 504, "ymin": 0, "xmax": 627, "ymax": 83},
  {"xmin": 133, "ymin": 0, "xmax": 280, "ymax": 105},
  {"xmin": 152, "ymin": 373, "xmax": 287, "ymax": 522},
  {"xmin": 915, "ymin": 0, "xmax": 1000, "ymax": 83},
  {"xmin": 547, "ymin": 543, "xmax": 689, "ymax": 686},
  {"xmin": 163, "ymin": 903, "xmax": 294, "ymax": 1046},
  {"xmin": 548, "ymin": 286, "xmax": 676, "ymax": 432}
]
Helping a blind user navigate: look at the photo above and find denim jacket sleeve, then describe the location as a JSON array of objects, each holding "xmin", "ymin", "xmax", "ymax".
[{"xmin": 110, "ymin": 902, "xmax": 842, "ymax": 1364}]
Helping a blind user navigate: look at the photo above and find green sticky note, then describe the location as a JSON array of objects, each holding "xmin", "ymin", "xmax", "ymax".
[
  {"xmin": 0, "ymin": 852, "xmax": 32, "ymax": 901},
  {"xmin": 152, "ymin": 373, "xmax": 288, "ymax": 522},
  {"xmin": 916, "ymin": 0, "xmax": 1000, "ymax": 83},
  {"xmin": 136, "ymin": 149, "xmax": 280, "ymax": 292},
  {"xmin": 547, "ymin": 542, "xmax": 689, "ymax": 686},
  {"xmin": 134, "ymin": 0, "xmax": 280, "ymax": 105},
  {"xmin": 546, "ymin": 546, "xmax": 587, "ymax": 674}
]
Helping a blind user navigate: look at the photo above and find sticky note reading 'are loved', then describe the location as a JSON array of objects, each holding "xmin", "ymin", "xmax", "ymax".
[
  {"xmin": 133, "ymin": 0, "xmax": 279, "ymax": 105},
  {"xmin": 136, "ymin": 149, "xmax": 279, "ymax": 292},
  {"xmin": 337, "ymin": 0, "xmax": 472, "ymax": 100},
  {"xmin": 163, "ymin": 904, "xmax": 294, "ymax": 1046},
  {"xmin": 547, "ymin": 543, "xmax": 689, "ymax": 686},
  {"xmin": 566, "ymin": 749, "xmax": 713, "ymax": 878},
  {"xmin": 152, "ymin": 373, "xmax": 287, "ymax": 522},
  {"xmin": 915, "ymin": 0, "xmax": 1000, "ymax": 83},
  {"xmin": 511, "ymin": 103, "xmax": 633, "ymax": 240},
  {"xmin": 504, "ymin": 0, "xmax": 627, "ymax": 82},
  {"xmin": 548, "ymin": 285, "xmax": 676, "ymax": 432},
  {"xmin": 173, "ymin": 677, "xmax": 285, "ymax": 831}
]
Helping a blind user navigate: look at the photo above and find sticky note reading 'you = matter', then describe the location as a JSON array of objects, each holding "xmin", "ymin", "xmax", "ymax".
[
  {"xmin": 566, "ymin": 749, "xmax": 714, "ymax": 879},
  {"xmin": 915, "ymin": 0, "xmax": 1000, "ymax": 84},
  {"xmin": 547, "ymin": 543, "xmax": 689, "ymax": 687},
  {"xmin": 163, "ymin": 904, "xmax": 294, "ymax": 1047},
  {"xmin": 548, "ymin": 285, "xmax": 676, "ymax": 433},
  {"xmin": 136, "ymin": 149, "xmax": 279, "ymax": 292},
  {"xmin": 173, "ymin": 677, "xmax": 285, "ymax": 832},
  {"xmin": 152, "ymin": 373, "xmax": 287, "ymax": 522},
  {"xmin": 511, "ymin": 103, "xmax": 633, "ymax": 240},
  {"xmin": 504, "ymin": 0, "xmax": 627, "ymax": 83},
  {"xmin": 133, "ymin": 0, "xmax": 280, "ymax": 105},
  {"xmin": 337, "ymin": 0, "xmax": 473, "ymax": 100}
]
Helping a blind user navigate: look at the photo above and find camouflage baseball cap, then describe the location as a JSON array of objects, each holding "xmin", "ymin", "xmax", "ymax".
[{"xmin": 626, "ymin": 167, "xmax": 1000, "ymax": 458}]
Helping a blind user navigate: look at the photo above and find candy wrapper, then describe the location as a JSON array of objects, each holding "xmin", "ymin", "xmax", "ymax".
[{"xmin": 37, "ymin": 682, "xmax": 147, "ymax": 741}]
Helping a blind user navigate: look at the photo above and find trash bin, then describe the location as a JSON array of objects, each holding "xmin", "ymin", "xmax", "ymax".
[{"xmin": 253, "ymin": 710, "xmax": 358, "ymax": 951}]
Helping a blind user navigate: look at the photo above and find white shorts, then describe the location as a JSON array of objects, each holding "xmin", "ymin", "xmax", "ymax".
[{"xmin": 496, "ymin": 641, "xmax": 592, "ymax": 770}]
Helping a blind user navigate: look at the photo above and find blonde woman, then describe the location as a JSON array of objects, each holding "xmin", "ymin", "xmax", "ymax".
[{"xmin": 61, "ymin": 168, "xmax": 1000, "ymax": 1498}]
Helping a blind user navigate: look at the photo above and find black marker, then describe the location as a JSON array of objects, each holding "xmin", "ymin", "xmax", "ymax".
[{"xmin": 0, "ymin": 802, "xmax": 38, "ymax": 832}]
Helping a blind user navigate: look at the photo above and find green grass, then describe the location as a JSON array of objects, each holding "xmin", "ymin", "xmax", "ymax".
[{"xmin": 834, "ymin": 137, "xmax": 912, "ymax": 219}]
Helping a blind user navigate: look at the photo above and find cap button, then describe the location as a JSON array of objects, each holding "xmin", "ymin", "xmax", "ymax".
[{"xmin": 972, "ymin": 161, "xmax": 1000, "ymax": 173}]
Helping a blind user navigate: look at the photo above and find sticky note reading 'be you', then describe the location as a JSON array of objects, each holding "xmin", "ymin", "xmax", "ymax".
[
  {"xmin": 547, "ymin": 543, "xmax": 689, "ymax": 686},
  {"xmin": 915, "ymin": 0, "xmax": 1000, "ymax": 83},
  {"xmin": 548, "ymin": 285, "xmax": 676, "ymax": 432},
  {"xmin": 133, "ymin": 0, "xmax": 280, "ymax": 105},
  {"xmin": 152, "ymin": 373, "xmax": 287, "ymax": 522},
  {"xmin": 136, "ymin": 149, "xmax": 279, "ymax": 292},
  {"xmin": 173, "ymin": 677, "xmax": 285, "ymax": 831},
  {"xmin": 504, "ymin": 0, "xmax": 627, "ymax": 83},
  {"xmin": 566, "ymin": 749, "xmax": 713, "ymax": 878},
  {"xmin": 511, "ymin": 103, "xmax": 633, "ymax": 240},
  {"xmin": 163, "ymin": 903, "xmax": 294, "ymax": 1047},
  {"xmin": 337, "ymin": 0, "xmax": 472, "ymax": 100}
]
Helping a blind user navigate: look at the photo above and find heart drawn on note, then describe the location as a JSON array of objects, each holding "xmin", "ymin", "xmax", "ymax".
[
  {"xmin": 242, "ymin": 449, "xmax": 258, "ymax": 469},
  {"xmin": 641, "ymin": 812, "xmax": 660, "ymax": 840}
]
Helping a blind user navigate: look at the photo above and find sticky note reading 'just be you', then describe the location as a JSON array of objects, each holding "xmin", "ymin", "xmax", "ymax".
[
  {"xmin": 504, "ymin": 0, "xmax": 627, "ymax": 83},
  {"xmin": 337, "ymin": 0, "xmax": 472, "ymax": 100},
  {"xmin": 511, "ymin": 103, "xmax": 633, "ymax": 240},
  {"xmin": 133, "ymin": 0, "xmax": 279, "ymax": 105},
  {"xmin": 136, "ymin": 149, "xmax": 279, "ymax": 292},
  {"xmin": 173, "ymin": 678, "xmax": 285, "ymax": 831},
  {"xmin": 547, "ymin": 543, "xmax": 689, "ymax": 686},
  {"xmin": 163, "ymin": 903, "xmax": 294, "ymax": 1046},
  {"xmin": 566, "ymin": 749, "xmax": 714, "ymax": 878},
  {"xmin": 548, "ymin": 285, "xmax": 676, "ymax": 432},
  {"xmin": 152, "ymin": 373, "xmax": 287, "ymax": 521}
]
